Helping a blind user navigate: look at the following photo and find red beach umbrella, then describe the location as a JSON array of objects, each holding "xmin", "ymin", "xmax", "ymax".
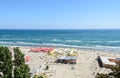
[{"xmin": 25, "ymin": 56, "xmax": 30, "ymax": 62}]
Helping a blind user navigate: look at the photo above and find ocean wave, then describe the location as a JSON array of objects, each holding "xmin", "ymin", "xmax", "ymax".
[
  {"xmin": 105, "ymin": 41, "xmax": 120, "ymax": 43},
  {"xmin": 42, "ymin": 43, "xmax": 70, "ymax": 46},
  {"xmin": 16, "ymin": 41, "xmax": 38, "ymax": 45},
  {"xmin": 95, "ymin": 45, "xmax": 120, "ymax": 49},
  {"xmin": 0, "ymin": 41, "xmax": 39, "ymax": 45},
  {"xmin": 82, "ymin": 41, "xmax": 120, "ymax": 43},
  {"xmin": 1, "ymin": 41, "xmax": 120, "ymax": 51},
  {"xmin": 0, "ymin": 38, "xmax": 43, "ymax": 41},
  {"xmin": 0, "ymin": 41, "xmax": 85, "ymax": 47},
  {"xmin": 41, "ymin": 43, "xmax": 120, "ymax": 51},
  {"xmin": 0, "ymin": 38, "xmax": 26, "ymax": 40},
  {"xmin": 65, "ymin": 40, "xmax": 81, "ymax": 42},
  {"xmin": 0, "ymin": 41, "xmax": 13, "ymax": 44},
  {"xmin": 5, "ymin": 34, "xmax": 12, "ymax": 36},
  {"xmin": 41, "ymin": 43, "xmax": 91, "ymax": 48},
  {"xmin": 90, "ymin": 41, "xmax": 103, "ymax": 43},
  {"xmin": 51, "ymin": 39, "xmax": 62, "ymax": 42},
  {"xmin": 2, "ymin": 34, "xmax": 13, "ymax": 37},
  {"xmin": 32, "ymin": 39, "xmax": 41, "ymax": 41}
]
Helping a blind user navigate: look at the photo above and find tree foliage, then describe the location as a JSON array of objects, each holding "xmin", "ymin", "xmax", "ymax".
[
  {"xmin": 14, "ymin": 47, "xmax": 30, "ymax": 78},
  {"xmin": 0, "ymin": 46, "xmax": 30, "ymax": 78},
  {"xmin": 0, "ymin": 46, "xmax": 13, "ymax": 78},
  {"xmin": 14, "ymin": 47, "xmax": 25, "ymax": 66}
]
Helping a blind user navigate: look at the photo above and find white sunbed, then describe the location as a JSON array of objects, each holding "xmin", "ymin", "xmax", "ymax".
[{"xmin": 100, "ymin": 57, "xmax": 116, "ymax": 68}]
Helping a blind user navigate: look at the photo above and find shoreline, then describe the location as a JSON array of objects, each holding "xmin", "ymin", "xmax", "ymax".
[{"xmin": 1, "ymin": 45, "xmax": 120, "ymax": 53}]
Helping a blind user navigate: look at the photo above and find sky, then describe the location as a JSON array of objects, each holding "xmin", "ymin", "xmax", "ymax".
[{"xmin": 0, "ymin": 0, "xmax": 120, "ymax": 29}]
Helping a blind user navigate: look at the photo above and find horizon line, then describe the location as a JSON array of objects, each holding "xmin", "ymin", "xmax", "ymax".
[{"xmin": 0, "ymin": 28, "xmax": 120, "ymax": 30}]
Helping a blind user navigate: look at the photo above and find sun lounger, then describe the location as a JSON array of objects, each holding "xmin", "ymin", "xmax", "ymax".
[
  {"xmin": 99, "ymin": 56, "xmax": 116, "ymax": 68},
  {"xmin": 57, "ymin": 56, "xmax": 76, "ymax": 64}
]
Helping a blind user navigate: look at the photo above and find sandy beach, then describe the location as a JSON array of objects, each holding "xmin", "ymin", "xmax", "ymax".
[{"xmin": 11, "ymin": 46, "xmax": 120, "ymax": 78}]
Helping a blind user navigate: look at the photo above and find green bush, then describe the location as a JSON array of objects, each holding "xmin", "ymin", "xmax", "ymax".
[
  {"xmin": 0, "ymin": 46, "xmax": 30, "ymax": 78},
  {"xmin": 14, "ymin": 47, "xmax": 30, "ymax": 78},
  {"xmin": 0, "ymin": 46, "xmax": 13, "ymax": 78}
]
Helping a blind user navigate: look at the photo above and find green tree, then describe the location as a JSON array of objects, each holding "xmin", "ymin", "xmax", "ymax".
[
  {"xmin": 0, "ymin": 46, "xmax": 13, "ymax": 78},
  {"xmin": 14, "ymin": 47, "xmax": 30, "ymax": 78},
  {"xmin": 14, "ymin": 47, "xmax": 25, "ymax": 66}
]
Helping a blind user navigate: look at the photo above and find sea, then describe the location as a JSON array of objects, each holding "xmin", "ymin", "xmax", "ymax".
[{"xmin": 0, "ymin": 29, "xmax": 120, "ymax": 51}]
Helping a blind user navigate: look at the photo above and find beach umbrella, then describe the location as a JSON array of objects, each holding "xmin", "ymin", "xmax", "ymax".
[
  {"xmin": 25, "ymin": 55, "xmax": 30, "ymax": 62},
  {"xmin": 29, "ymin": 48, "xmax": 40, "ymax": 52}
]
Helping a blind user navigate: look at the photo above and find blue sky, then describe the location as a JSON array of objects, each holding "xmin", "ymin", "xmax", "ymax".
[{"xmin": 0, "ymin": 0, "xmax": 120, "ymax": 29}]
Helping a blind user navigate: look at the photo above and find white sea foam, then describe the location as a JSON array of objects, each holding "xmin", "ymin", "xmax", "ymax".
[
  {"xmin": 5, "ymin": 34, "xmax": 12, "ymax": 36},
  {"xmin": 82, "ymin": 41, "xmax": 120, "ymax": 43},
  {"xmin": 42, "ymin": 43, "xmax": 84, "ymax": 48},
  {"xmin": 0, "ymin": 41, "xmax": 19, "ymax": 45},
  {"xmin": 42, "ymin": 43, "xmax": 100, "ymax": 49},
  {"xmin": 15, "ymin": 41, "xmax": 43, "ymax": 45},
  {"xmin": 106, "ymin": 41, "xmax": 120, "ymax": 43},
  {"xmin": 65, "ymin": 40, "xmax": 81, "ymax": 42},
  {"xmin": 2, "ymin": 34, "xmax": 13, "ymax": 37},
  {"xmin": 0, "ymin": 38, "xmax": 26, "ymax": 40},
  {"xmin": 51, "ymin": 39, "xmax": 62, "ymax": 42},
  {"xmin": 95, "ymin": 45, "xmax": 120, "ymax": 49},
  {"xmin": 0, "ymin": 41, "xmax": 120, "ymax": 51},
  {"xmin": 41, "ymin": 43, "xmax": 120, "ymax": 51},
  {"xmin": 0, "ymin": 41, "xmax": 39, "ymax": 45},
  {"xmin": 90, "ymin": 41, "xmax": 103, "ymax": 43},
  {"xmin": 32, "ymin": 39, "xmax": 41, "ymax": 41}
]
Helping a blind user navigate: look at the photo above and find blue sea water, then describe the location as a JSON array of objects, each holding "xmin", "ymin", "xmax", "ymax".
[{"xmin": 0, "ymin": 29, "xmax": 120, "ymax": 51}]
